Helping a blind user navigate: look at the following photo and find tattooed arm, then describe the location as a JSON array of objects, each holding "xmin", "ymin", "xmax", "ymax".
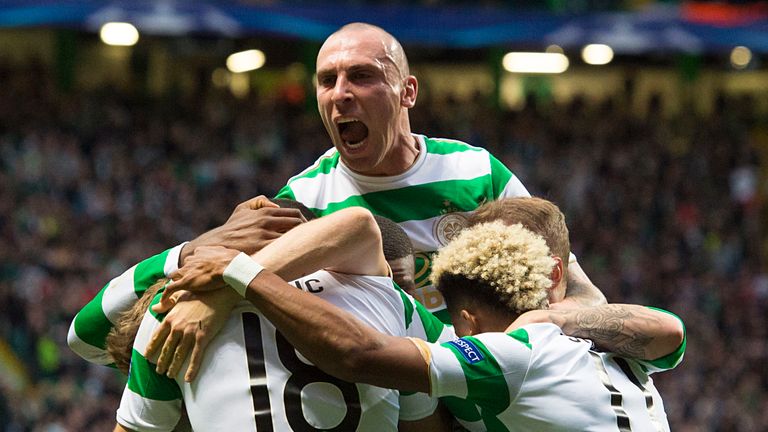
[{"xmin": 508, "ymin": 304, "xmax": 685, "ymax": 361}]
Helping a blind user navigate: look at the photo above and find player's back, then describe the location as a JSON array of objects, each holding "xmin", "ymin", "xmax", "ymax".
[
  {"xmin": 118, "ymin": 270, "xmax": 409, "ymax": 431},
  {"xmin": 432, "ymin": 323, "xmax": 680, "ymax": 432}
]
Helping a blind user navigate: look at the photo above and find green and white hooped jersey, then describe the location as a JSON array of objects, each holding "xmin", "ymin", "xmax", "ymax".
[
  {"xmin": 67, "ymin": 244, "xmax": 185, "ymax": 366},
  {"xmin": 275, "ymin": 134, "xmax": 530, "ymax": 323},
  {"xmin": 421, "ymin": 319, "xmax": 686, "ymax": 432},
  {"xmin": 116, "ymin": 269, "xmax": 455, "ymax": 431}
]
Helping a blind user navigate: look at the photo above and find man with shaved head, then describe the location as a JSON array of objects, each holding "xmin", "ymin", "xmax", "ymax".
[{"xmin": 275, "ymin": 22, "xmax": 605, "ymax": 321}]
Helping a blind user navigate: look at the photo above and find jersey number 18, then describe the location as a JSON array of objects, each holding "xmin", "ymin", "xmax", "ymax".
[{"xmin": 243, "ymin": 312, "xmax": 362, "ymax": 431}]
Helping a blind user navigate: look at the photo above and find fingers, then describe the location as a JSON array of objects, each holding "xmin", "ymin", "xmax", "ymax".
[
  {"xmin": 152, "ymin": 291, "xmax": 178, "ymax": 314},
  {"xmin": 158, "ymin": 279, "xmax": 181, "ymax": 308},
  {"xmin": 166, "ymin": 328, "xmax": 196, "ymax": 379},
  {"xmin": 155, "ymin": 328, "xmax": 182, "ymax": 375},
  {"xmin": 145, "ymin": 321, "xmax": 171, "ymax": 361},
  {"xmin": 257, "ymin": 207, "xmax": 306, "ymax": 232},
  {"xmin": 184, "ymin": 322, "xmax": 209, "ymax": 382},
  {"xmin": 239, "ymin": 195, "xmax": 278, "ymax": 211}
]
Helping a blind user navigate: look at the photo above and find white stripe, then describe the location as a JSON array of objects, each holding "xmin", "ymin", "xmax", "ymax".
[
  {"xmin": 284, "ymin": 147, "xmax": 338, "ymax": 184},
  {"xmin": 398, "ymin": 392, "xmax": 439, "ymax": 421},
  {"xmin": 456, "ymin": 418, "xmax": 486, "ymax": 432},
  {"xmin": 429, "ymin": 343, "xmax": 469, "ymax": 399},
  {"xmin": 476, "ymin": 333, "xmax": 532, "ymax": 399},
  {"xmin": 399, "ymin": 211, "xmax": 472, "ymax": 252},
  {"xmin": 132, "ymin": 310, "xmax": 162, "ymax": 357},
  {"xmin": 289, "ymin": 150, "xmax": 494, "ymax": 210},
  {"xmin": 499, "ymin": 174, "xmax": 531, "ymax": 199},
  {"xmin": 66, "ymin": 321, "xmax": 112, "ymax": 365},
  {"xmin": 163, "ymin": 243, "xmax": 186, "ymax": 276},
  {"xmin": 437, "ymin": 326, "xmax": 457, "ymax": 343},
  {"xmin": 117, "ymin": 386, "xmax": 182, "ymax": 432},
  {"xmin": 102, "ymin": 265, "xmax": 140, "ymax": 325}
]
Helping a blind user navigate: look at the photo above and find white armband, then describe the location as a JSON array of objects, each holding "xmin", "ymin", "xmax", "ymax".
[{"xmin": 223, "ymin": 253, "xmax": 264, "ymax": 297}]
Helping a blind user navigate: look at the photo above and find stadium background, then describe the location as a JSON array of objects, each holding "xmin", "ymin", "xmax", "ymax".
[{"xmin": 0, "ymin": 0, "xmax": 766, "ymax": 430}]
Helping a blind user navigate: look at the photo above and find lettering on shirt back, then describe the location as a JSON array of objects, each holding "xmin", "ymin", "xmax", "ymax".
[{"xmin": 293, "ymin": 279, "xmax": 324, "ymax": 293}]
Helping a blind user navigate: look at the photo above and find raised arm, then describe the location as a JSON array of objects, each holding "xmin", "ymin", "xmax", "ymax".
[
  {"xmin": 164, "ymin": 206, "xmax": 390, "ymax": 298},
  {"xmin": 508, "ymin": 303, "xmax": 685, "ymax": 361},
  {"xmin": 169, "ymin": 248, "xmax": 431, "ymax": 393},
  {"xmin": 69, "ymin": 196, "xmax": 304, "ymax": 366},
  {"xmin": 151, "ymin": 207, "xmax": 390, "ymax": 380},
  {"xmin": 67, "ymin": 245, "xmax": 183, "ymax": 365},
  {"xmin": 250, "ymin": 206, "xmax": 389, "ymax": 280},
  {"xmin": 246, "ymin": 268, "xmax": 428, "ymax": 391}
]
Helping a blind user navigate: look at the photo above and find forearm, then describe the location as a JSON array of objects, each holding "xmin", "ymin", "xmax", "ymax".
[
  {"xmin": 69, "ymin": 246, "xmax": 181, "ymax": 363},
  {"xmin": 536, "ymin": 304, "xmax": 684, "ymax": 360},
  {"xmin": 245, "ymin": 271, "xmax": 387, "ymax": 377},
  {"xmin": 232, "ymin": 264, "xmax": 428, "ymax": 392},
  {"xmin": 563, "ymin": 261, "xmax": 606, "ymax": 307},
  {"xmin": 251, "ymin": 207, "xmax": 387, "ymax": 280}
]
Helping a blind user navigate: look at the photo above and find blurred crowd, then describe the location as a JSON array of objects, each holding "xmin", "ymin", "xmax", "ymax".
[{"xmin": 0, "ymin": 61, "xmax": 766, "ymax": 431}]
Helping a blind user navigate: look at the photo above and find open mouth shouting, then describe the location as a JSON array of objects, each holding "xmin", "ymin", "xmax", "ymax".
[{"xmin": 337, "ymin": 118, "xmax": 369, "ymax": 150}]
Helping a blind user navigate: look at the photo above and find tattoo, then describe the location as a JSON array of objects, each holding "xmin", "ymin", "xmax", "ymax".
[{"xmin": 549, "ymin": 305, "xmax": 658, "ymax": 359}]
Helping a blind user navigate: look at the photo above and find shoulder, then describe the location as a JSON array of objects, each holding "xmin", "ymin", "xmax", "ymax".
[
  {"xmin": 420, "ymin": 135, "xmax": 489, "ymax": 156},
  {"xmin": 283, "ymin": 147, "xmax": 341, "ymax": 186},
  {"xmin": 305, "ymin": 269, "xmax": 397, "ymax": 294}
]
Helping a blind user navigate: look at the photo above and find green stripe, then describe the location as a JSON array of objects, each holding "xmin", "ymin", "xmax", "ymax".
[
  {"xmin": 134, "ymin": 249, "xmax": 171, "ymax": 297},
  {"xmin": 127, "ymin": 348, "xmax": 181, "ymax": 401},
  {"xmin": 645, "ymin": 306, "xmax": 686, "ymax": 369},
  {"xmin": 506, "ymin": 328, "xmax": 532, "ymax": 350},
  {"xmin": 312, "ymin": 178, "xmax": 493, "ymax": 223},
  {"xmin": 274, "ymin": 185, "xmax": 296, "ymax": 200},
  {"xmin": 73, "ymin": 282, "xmax": 111, "ymax": 350},
  {"xmin": 423, "ymin": 137, "xmax": 483, "ymax": 156},
  {"xmin": 285, "ymin": 152, "xmax": 341, "ymax": 183},
  {"xmin": 445, "ymin": 336, "xmax": 511, "ymax": 431},
  {"xmin": 394, "ymin": 285, "xmax": 414, "ymax": 330},
  {"xmin": 489, "ymin": 154, "xmax": 513, "ymax": 199},
  {"xmin": 447, "ymin": 336, "xmax": 510, "ymax": 412},
  {"xmin": 416, "ymin": 302, "xmax": 448, "ymax": 342},
  {"xmin": 432, "ymin": 309, "xmax": 451, "ymax": 325}
]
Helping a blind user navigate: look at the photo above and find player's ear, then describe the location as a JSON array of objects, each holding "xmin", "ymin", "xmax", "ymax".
[
  {"xmin": 400, "ymin": 76, "xmax": 417, "ymax": 108},
  {"xmin": 549, "ymin": 256, "xmax": 564, "ymax": 287},
  {"xmin": 460, "ymin": 309, "xmax": 480, "ymax": 336},
  {"xmin": 547, "ymin": 256, "xmax": 566, "ymax": 304}
]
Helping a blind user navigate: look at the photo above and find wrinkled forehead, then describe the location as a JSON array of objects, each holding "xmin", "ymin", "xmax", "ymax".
[{"xmin": 316, "ymin": 29, "xmax": 402, "ymax": 76}]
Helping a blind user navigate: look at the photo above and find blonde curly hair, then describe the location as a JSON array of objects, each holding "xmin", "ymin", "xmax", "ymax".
[{"xmin": 430, "ymin": 221, "xmax": 555, "ymax": 314}]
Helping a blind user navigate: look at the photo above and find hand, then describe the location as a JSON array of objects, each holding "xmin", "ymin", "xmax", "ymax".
[
  {"xmin": 180, "ymin": 195, "xmax": 306, "ymax": 265},
  {"xmin": 160, "ymin": 246, "xmax": 240, "ymax": 305},
  {"xmin": 145, "ymin": 288, "xmax": 242, "ymax": 382}
]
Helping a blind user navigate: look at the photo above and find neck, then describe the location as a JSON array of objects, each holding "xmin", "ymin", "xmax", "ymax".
[
  {"xmin": 473, "ymin": 308, "xmax": 518, "ymax": 334},
  {"xmin": 386, "ymin": 114, "xmax": 419, "ymax": 174},
  {"xmin": 368, "ymin": 132, "xmax": 419, "ymax": 176}
]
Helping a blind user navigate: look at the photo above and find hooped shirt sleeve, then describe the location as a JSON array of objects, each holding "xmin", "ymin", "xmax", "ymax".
[
  {"xmin": 636, "ymin": 307, "xmax": 686, "ymax": 374},
  {"xmin": 413, "ymin": 331, "xmax": 532, "ymax": 407},
  {"xmin": 67, "ymin": 243, "xmax": 186, "ymax": 365}
]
